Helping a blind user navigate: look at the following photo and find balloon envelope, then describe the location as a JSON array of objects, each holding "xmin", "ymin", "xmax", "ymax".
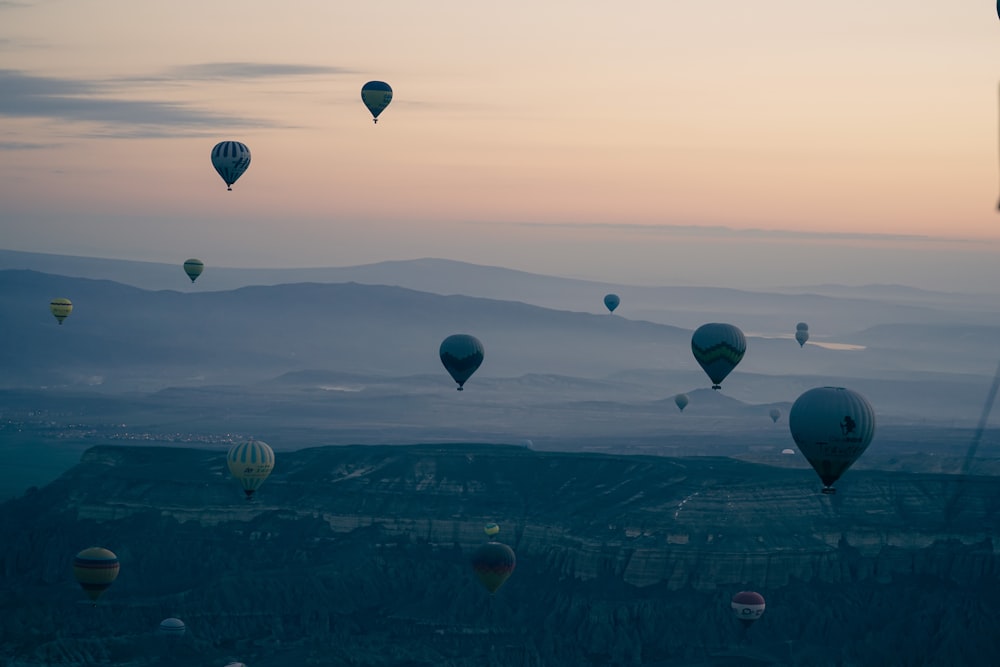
[
  {"xmin": 731, "ymin": 591, "xmax": 765, "ymax": 627},
  {"xmin": 211, "ymin": 141, "xmax": 251, "ymax": 190},
  {"xmin": 691, "ymin": 323, "xmax": 746, "ymax": 389},
  {"xmin": 484, "ymin": 522, "xmax": 500, "ymax": 536},
  {"xmin": 769, "ymin": 408, "xmax": 781, "ymax": 423},
  {"xmin": 789, "ymin": 387, "xmax": 875, "ymax": 493},
  {"xmin": 795, "ymin": 322, "xmax": 809, "ymax": 331},
  {"xmin": 795, "ymin": 329, "xmax": 809, "ymax": 347},
  {"xmin": 73, "ymin": 547, "xmax": 119, "ymax": 603},
  {"xmin": 361, "ymin": 81, "xmax": 393, "ymax": 122},
  {"xmin": 471, "ymin": 542, "xmax": 516, "ymax": 594},
  {"xmin": 439, "ymin": 334, "xmax": 484, "ymax": 390},
  {"xmin": 603, "ymin": 294, "xmax": 620, "ymax": 313},
  {"xmin": 50, "ymin": 297, "xmax": 73, "ymax": 324},
  {"xmin": 183, "ymin": 259, "xmax": 204, "ymax": 283},
  {"xmin": 674, "ymin": 393, "xmax": 689, "ymax": 412},
  {"xmin": 227, "ymin": 440, "xmax": 275, "ymax": 498},
  {"xmin": 158, "ymin": 617, "xmax": 186, "ymax": 637}
]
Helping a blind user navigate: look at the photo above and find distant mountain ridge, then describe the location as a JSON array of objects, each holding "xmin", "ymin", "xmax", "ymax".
[{"xmin": 5, "ymin": 248, "xmax": 1000, "ymax": 336}]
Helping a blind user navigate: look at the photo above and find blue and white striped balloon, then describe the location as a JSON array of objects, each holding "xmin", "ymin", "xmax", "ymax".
[
  {"xmin": 211, "ymin": 141, "xmax": 251, "ymax": 191},
  {"xmin": 227, "ymin": 440, "xmax": 275, "ymax": 499}
]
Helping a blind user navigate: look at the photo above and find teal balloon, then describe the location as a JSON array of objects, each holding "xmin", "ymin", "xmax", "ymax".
[
  {"xmin": 211, "ymin": 141, "xmax": 251, "ymax": 191},
  {"xmin": 691, "ymin": 323, "xmax": 746, "ymax": 390},
  {"xmin": 439, "ymin": 334, "xmax": 484, "ymax": 390},
  {"xmin": 795, "ymin": 329, "xmax": 809, "ymax": 347},
  {"xmin": 674, "ymin": 393, "xmax": 689, "ymax": 412},
  {"xmin": 603, "ymin": 294, "xmax": 620, "ymax": 313},
  {"xmin": 789, "ymin": 387, "xmax": 875, "ymax": 494},
  {"xmin": 361, "ymin": 81, "xmax": 393, "ymax": 123}
]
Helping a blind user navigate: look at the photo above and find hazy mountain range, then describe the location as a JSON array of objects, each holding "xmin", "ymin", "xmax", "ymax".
[{"xmin": 2, "ymin": 250, "xmax": 1000, "ymax": 664}]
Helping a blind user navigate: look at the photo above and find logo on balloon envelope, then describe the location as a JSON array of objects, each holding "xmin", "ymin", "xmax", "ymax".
[{"xmin": 789, "ymin": 387, "xmax": 875, "ymax": 494}]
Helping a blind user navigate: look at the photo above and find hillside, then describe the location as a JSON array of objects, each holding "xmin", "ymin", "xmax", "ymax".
[{"xmin": 1, "ymin": 444, "xmax": 998, "ymax": 666}]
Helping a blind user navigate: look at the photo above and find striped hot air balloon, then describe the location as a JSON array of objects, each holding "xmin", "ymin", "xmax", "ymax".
[
  {"xmin": 183, "ymin": 259, "xmax": 204, "ymax": 283},
  {"xmin": 470, "ymin": 542, "xmax": 516, "ymax": 595},
  {"xmin": 731, "ymin": 591, "xmax": 765, "ymax": 628},
  {"xmin": 210, "ymin": 141, "xmax": 251, "ymax": 191},
  {"xmin": 50, "ymin": 297, "xmax": 73, "ymax": 325},
  {"xmin": 227, "ymin": 440, "xmax": 275, "ymax": 499},
  {"xmin": 158, "ymin": 617, "xmax": 186, "ymax": 637},
  {"xmin": 691, "ymin": 323, "xmax": 746, "ymax": 390},
  {"xmin": 73, "ymin": 547, "xmax": 119, "ymax": 605}
]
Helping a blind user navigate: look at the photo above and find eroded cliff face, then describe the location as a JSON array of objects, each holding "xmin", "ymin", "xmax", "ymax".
[
  {"xmin": 2, "ymin": 444, "xmax": 999, "ymax": 666},
  {"xmin": 62, "ymin": 444, "xmax": 1000, "ymax": 590}
]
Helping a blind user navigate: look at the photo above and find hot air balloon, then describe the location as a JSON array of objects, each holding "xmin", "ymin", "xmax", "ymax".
[
  {"xmin": 731, "ymin": 591, "xmax": 765, "ymax": 628},
  {"xmin": 789, "ymin": 387, "xmax": 875, "ymax": 494},
  {"xmin": 158, "ymin": 618, "xmax": 186, "ymax": 637},
  {"xmin": 769, "ymin": 408, "xmax": 781, "ymax": 423},
  {"xmin": 795, "ymin": 322, "xmax": 809, "ymax": 331},
  {"xmin": 224, "ymin": 663, "xmax": 248, "ymax": 667},
  {"xmin": 484, "ymin": 522, "xmax": 500, "ymax": 537},
  {"xmin": 227, "ymin": 440, "xmax": 275, "ymax": 499},
  {"xmin": 603, "ymin": 294, "xmax": 620, "ymax": 313},
  {"xmin": 183, "ymin": 259, "xmax": 204, "ymax": 283},
  {"xmin": 795, "ymin": 329, "xmax": 809, "ymax": 347},
  {"xmin": 471, "ymin": 542, "xmax": 516, "ymax": 594},
  {"xmin": 439, "ymin": 334, "xmax": 484, "ymax": 390},
  {"xmin": 211, "ymin": 141, "xmax": 251, "ymax": 191},
  {"xmin": 674, "ymin": 393, "xmax": 689, "ymax": 412},
  {"xmin": 73, "ymin": 547, "xmax": 119, "ymax": 606},
  {"xmin": 691, "ymin": 323, "xmax": 746, "ymax": 390},
  {"xmin": 361, "ymin": 81, "xmax": 393, "ymax": 123},
  {"xmin": 50, "ymin": 297, "xmax": 73, "ymax": 325}
]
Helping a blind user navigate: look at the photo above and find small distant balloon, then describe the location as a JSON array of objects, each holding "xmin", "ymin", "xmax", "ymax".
[
  {"xmin": 211, "ymin": 141, "xmax": 251, "ymax": 191},
  {"xmin": 769, "ymin": 408, "xmax": 781, "ymax": 423},
  {"xmin": 795, "ymin": 322, "xmax": 809, "ymax": 331},
  {"xmin": 361, "ymin": 81, "xmax": 393, "ymax": 123},
  {"xmin": 224, "ymin": 663, "xmax": 248, "ymax": 667},
  {"xmin": 158, "ymin": 617, "xmax": 186, "ymax": 637},
  {"xmin": 183, "ymin": 259, "xmax": 204, "ymax": 283},
  {"xmin": 795, "ymin": 329, "xmax": 809, "ymax": 347},
  {"xmin": 484, "ymin": 522, "xmax": 500, "ymax": 537},
  {"xmin": 50, "ymin": 297, "xmax": 73, "ymax": 325},
  {"xmin": 789, "ymin": 387, "xmax": 875, "ymax": 494},
  {"xmin": 731, "ymin": 591, "xmax": 765, "ymax": 628},
  {"xmin": 439, "ymin": 334, "xmax": 484, "ymax": 390},
  {"xmin": 674, "ymin": 393, "xmax": 689, "ymax": 412},
  {"xmin": 227, "ymin": 440, "xmax": 275, "ymax": 499},
  {"xmin": 781, "ymin": 448, "xmax": 795, "ymax": 455},
  {"xmin": 603, "ymin": 294, "xmax": 620, "ymax": 313},
  {"xmin": 471, "ymin": 542, "xmax": 516, "ymax": 594},
  {"xmin": 691, "ymin": 323, "xmax": 746, "ymax": 390},
  {"xmin": 73, "ymin": 547, "xmax": 119, "ymax": 606}
]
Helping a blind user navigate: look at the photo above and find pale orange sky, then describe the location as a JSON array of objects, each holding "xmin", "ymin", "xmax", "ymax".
[{"xmin": 1, "ymin": 1, "xmax": 999, "ymax": 289}]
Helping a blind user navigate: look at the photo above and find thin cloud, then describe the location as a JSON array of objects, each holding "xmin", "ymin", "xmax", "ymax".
[
  {"xmin": 0, "ymin": 69, "xmax": 262, "ymax": 133},
  {"xmin": 0, "ymin": 140, "xmax": 60, "ymax": 150},
  {"xmin": 495, "ymin": 220, "xmax": 978, "ymax": 244},
  {"xmin": 167, "ymin": 62, "xmax": 356, "ymax": 80}
]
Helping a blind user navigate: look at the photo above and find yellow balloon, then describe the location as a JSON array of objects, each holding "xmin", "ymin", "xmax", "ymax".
[{"xmin": 50, "ymin": 298, "xmax": 73, "ymax": 325}]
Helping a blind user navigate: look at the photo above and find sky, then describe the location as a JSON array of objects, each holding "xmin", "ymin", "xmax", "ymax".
[{"xmin": 2, "ymin": 1, "xmax": 999, "ymax": 291}]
